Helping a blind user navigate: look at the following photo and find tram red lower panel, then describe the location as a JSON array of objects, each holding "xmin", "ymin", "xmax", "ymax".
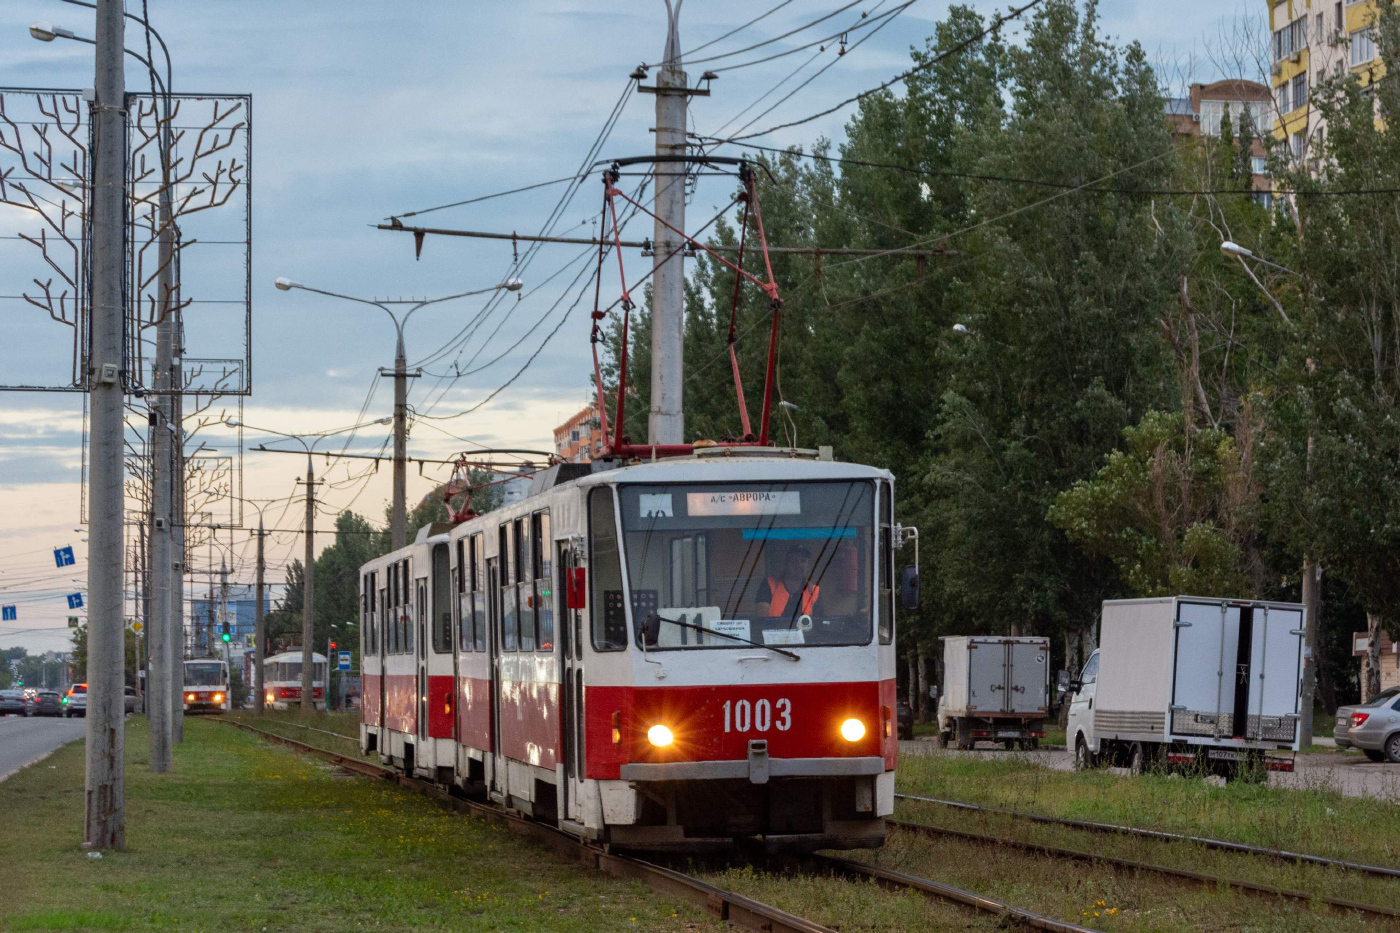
[
  {"xmin": 457, "ymin": 676, "xmax": 493, "ymax": 752},
  {"xmin": 384, "ymin": 673, "xmax": 416, "ymax": 734},
  {"xmin": 498, "ymin": 679, "xmax": 559, "ymax": 769},
  {"xmin": 584, "ymin": 679, "xmax": 898, "ymax": 780},
  {"xmin": 361, "ymin": 673, "xmax": 381, "ymax": 726}
]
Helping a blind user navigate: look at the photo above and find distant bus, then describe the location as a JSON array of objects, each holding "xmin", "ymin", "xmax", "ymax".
[
  {"xmin": 182, "ymin": 659, "xmax": 230, "ymax": 713},
  {"xmin": 263, "ymin": 649, "xmax": 327, "ymax": 711}
]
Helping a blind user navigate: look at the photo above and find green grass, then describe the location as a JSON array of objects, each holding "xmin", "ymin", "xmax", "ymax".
[
  {"xmin": 895, "ymin": 748, "xmax": 1400, "ymax": 868},
  {"xmin": 0, "ymin": 717, "xmax": 721, "ymax": 932}
]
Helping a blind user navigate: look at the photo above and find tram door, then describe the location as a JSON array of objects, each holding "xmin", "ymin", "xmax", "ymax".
[
  {"xmin": 486, "ymin": 558, "xmax": 503, "ymax": 795},
  {"xmin": 378, "ymin": 583, "xmax": 388, "ymax": 742},
  {"xmin": 559, "ymin": 542, "xmax": 585, "ymax": 824},
  {"xmin": 416, "ymin": 576, "xmax": 429, "ymax": 746}
]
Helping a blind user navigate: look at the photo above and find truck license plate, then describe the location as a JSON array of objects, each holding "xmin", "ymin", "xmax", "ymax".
[{"xmin": 997, "ymin": 730, "xmax": 1021, "ymax": 738}]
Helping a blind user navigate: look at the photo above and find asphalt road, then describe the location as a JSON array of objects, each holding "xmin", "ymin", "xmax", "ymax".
[
  {"xmin": 900, "ymin": 738, "xmax": 1400, "ymax": 801},
  {"xmin": 0, "ymin": 715, "xmax": 86, "ymax": 782}
]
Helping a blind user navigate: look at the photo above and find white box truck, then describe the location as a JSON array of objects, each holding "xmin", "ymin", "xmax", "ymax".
[
  {"xmin": 1066, "ymin": 597, "xmax": 1305, "ymax": 779},
  {"xmin": 935, "ymin": 636, "xmax": 1051, "ymax": 750}
]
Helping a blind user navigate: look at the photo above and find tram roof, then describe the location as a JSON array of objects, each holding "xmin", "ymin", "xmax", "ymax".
[{"xmin": 568, "ymin": 453, "xmax": 893, "ymax": 489}]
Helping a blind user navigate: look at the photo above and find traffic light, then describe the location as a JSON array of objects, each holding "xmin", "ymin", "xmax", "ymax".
[{"xmin": 220, "ymin": 622, "xmax": 231, "ymax": 643}]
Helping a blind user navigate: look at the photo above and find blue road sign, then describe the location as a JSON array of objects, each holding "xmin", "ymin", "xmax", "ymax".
[
  {"xmin": 67, "ymin": 592, "xmax": 83, "ymax": 609},
  {"xmin": 53, "ymin": 545, "xmax": 75, "ymax": 567},
  {"xmin": 1, "ymin": 606, "xmax": 15, "ymax": 621},
  {"xmin": 337, "ymin": 650, "xmax": 352, "ymax": 671}
]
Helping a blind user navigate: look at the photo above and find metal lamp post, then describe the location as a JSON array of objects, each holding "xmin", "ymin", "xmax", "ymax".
[{"xmin": 272, "ymin": 277, "xmax": 522, "ymax": 550}]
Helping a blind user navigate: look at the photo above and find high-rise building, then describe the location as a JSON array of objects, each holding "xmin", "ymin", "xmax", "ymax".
[{"xmin": 1268, "ymin": 0, "xmax": 1385, "ymax": 159}]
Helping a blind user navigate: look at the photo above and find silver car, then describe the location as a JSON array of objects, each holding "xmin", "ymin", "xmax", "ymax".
[
  {"xmin": 1335, "ymin": 686, "xmax": 1400, "ymax": 750},
  {"xmin": 1346, "ymin": 692, "xmax": 1400, "ymax": 763}
]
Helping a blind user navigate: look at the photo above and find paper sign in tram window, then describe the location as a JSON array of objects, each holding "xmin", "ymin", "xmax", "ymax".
[{"xmin": 762, "ymin": 629, "xmax": 804, "ymax": 646}]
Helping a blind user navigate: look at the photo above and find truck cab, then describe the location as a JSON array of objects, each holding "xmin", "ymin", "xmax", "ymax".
[{"xmin": 1067, "ymin": 650, "xmax": 1099, "ymax": 768}]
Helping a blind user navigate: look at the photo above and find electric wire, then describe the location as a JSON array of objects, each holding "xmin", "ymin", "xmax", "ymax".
[
  {"xmin": 707, "ymin": 1, "xmax": 915, "ymax": 75},
  {"xmin": 725, "ymin": 0, "xmax": 1043, "ymax": 141},
  {"xmin": 681, "ymin": 0, "xmax": 798, "ymax": 59},
  {"xmin": 668, "ymin": 0, "xmax": 866, "ymax": 67}
]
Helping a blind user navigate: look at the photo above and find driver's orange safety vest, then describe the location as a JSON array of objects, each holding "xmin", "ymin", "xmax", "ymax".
[{"xmin": 766, "ymin": 578, "xmax": 819, "ymax": 617}]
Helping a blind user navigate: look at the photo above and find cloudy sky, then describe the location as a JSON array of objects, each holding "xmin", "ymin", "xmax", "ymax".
[{"xmin": 0, "ymin": 0, "xmax": 1262, "ymax": 653}]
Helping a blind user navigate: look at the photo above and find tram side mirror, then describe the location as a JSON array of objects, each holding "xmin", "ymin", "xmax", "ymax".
[
  {"xmin": 900, "ymin": 566, "xmax": 920, "ymax": 611},
  {"xmin": 636, "ymin": 610, "xmax": 661, "ymax": 648}
]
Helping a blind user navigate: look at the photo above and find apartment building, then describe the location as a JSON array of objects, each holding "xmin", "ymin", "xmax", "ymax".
[
  {"xmin": 553, "ymin": 401, "xmax": 603, "ymax": 463},
  {"xmin": 1165, "ymin": 80, "xmax": 1273, "ymax": 196},
  {"xmin": 1270, "ymin": 0, "xmax": 1385, "ymax": 157}
]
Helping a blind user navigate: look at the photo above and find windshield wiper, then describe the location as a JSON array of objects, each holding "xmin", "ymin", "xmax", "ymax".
[{"xmin": 646, "ymin": 612, "xmax": 800, "ymax": 661}]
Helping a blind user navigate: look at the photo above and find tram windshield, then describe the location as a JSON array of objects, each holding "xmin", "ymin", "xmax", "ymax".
[
  {"xmin": 183, "ymin": 661, "xmax": 226, "ymax": 687},
  {"xmin": 266, "ymin": 660, "xmax": 328, "ymax": 682},
  {"xmin": 617, "ymin": 481, "xmax": 874, "ymax": 649}
]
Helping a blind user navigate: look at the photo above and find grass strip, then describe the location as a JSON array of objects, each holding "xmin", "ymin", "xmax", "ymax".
[{"xmin": 1, "ymin": 716, "xmax": 719, "ymax": 932}]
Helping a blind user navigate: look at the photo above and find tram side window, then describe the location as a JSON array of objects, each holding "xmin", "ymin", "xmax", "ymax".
[
  {"xmin": 432, "ymin": 544, "xmax": 451, "ymax": 654},
  {"xmin": 472, "ymin": 533, "xmax": 486, "ymax": 652},
  {"xmin": 500, "ymin": 524, "xmax": 518, "ymax": 650},
  {"xmin": 457, "ymin": 540, "xmax": 471, "ymax": 652},
  {"xmin": 404, "ymin": 560, "xmax": 414, "ymax": 655},
  {"xmin": 535, "ymin": 511, "xmax": 553, "ymax": 651},
  {"xmin": 380, "ymin": 586, "xmax": 389, "ymax": 655},
  {"xmin": 388, "ymin": 562, "xmax": 398, "ymax": 654},
  {"xmin": 878, "ymin": 480, "xmax": 894, "ymax": 645},
  {"xmin": 518, "ymin": 517, "xmax": 535, "ymax": 651},
  {"xmin": 589, "ymin": 488, "xmax": 627, "ymax": 650}
]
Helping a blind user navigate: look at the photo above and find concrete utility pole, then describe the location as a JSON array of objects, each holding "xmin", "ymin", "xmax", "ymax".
[
  {"xmin": 84, "ymin": 0, "xmax": 126, "ymax": 850},
  {"xmin": 255, "ymin": 519, "xmax": 265, "ymax": 714},
  {"xmin": 171, "ymin": 378, "xmax": 184, "ymax": 744},
  {"xmin": 301, "ymin": 454, "xmax": 316, "ymax": 710},
  {"xmin": 647, "ymin": 0, "xmax": 688, "ymax": 446}
]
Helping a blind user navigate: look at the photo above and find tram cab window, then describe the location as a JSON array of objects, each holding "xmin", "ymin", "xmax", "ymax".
[
  {"xmin": 500, "ymin": 525, "xmax": 518, "ymax": 651},
  {"xmin": 617, "ymin": 481, "xmax": 875, "ymax": 649},
  {"xmin": 432, "ymin": 543, "xmax": 451, "ymax": 654},
  {"xmin": 878, "ymin": 480, "xmax": 894, "ymax": 646},
  {"xmin": 472, "ymin": 533, "xmax": 486, "ymax": 652},
  {"xmin": 535, "ymin": 511, "xmax": 553, "ymax": 651},
  {"xmin": 517, "ymin": 516, "xmax": 535, "ymax": 651},
  {"xmin": 589, "ymin": 487, "xmax": 628, "ymax": 650}
]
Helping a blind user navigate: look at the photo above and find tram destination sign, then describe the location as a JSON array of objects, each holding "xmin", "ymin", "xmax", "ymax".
[{"xmin": 686, "ymin": 490, "xmax": 801, "ymax": 517}]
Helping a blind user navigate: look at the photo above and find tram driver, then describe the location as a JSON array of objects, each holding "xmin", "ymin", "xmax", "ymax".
[{"xmin": 758, "ymin": 543, "xmax": 822, "ymax": 623}]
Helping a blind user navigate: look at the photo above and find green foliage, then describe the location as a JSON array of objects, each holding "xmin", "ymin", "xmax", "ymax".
[{"xmin": 1049, "ymin": 410, "xmax": 1255, "ymax": 597}]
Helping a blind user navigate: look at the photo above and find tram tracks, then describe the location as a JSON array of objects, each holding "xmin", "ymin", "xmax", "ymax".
[
  {"xmin": 224, "ymin": 719, "xmax": 1103, "ymax": 931},
  {"xmin": 896, "ymin": 792, "xmax": 1400, "ymax": 880}
]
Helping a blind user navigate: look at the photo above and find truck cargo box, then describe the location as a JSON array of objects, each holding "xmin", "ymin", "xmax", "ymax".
[
  {"xmin": 1092, "ymin": 597, "xmax": 1305, "ymax": 750},
  {"xmin": 939, "ymin": 636, "xmax": 1051, "ymax": 719}
]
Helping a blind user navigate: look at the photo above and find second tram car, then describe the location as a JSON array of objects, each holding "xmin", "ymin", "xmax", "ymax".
[
  {"xmin": 182, "ymin": 658, "xmax": 231, "ymax": 713},
  {"xmin": 361, "ymin": 449, "xmax": 913, "ymax": 851},
  {"xmin": 263, "ymin": 650, "xmax": 328, "ymax": 711}
]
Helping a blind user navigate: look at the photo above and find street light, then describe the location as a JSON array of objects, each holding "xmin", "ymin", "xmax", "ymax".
[
  {"xmin": 29, "ymin": 22, "xmax": 75, "ymax": 42},
  {"xmin": 273, "ymin": 276, "xmax": 524, "ymax": 550},
  {"xmin": 952, "ymin": 323, "xmax": 969, "ymax": 334},
  {"xmin": 1220, "ymin": 238, "xmax": 1318, "ymax": 745}
]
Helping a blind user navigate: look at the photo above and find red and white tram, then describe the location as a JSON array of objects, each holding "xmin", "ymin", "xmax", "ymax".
[
  {"xmin": 262, "ymin": 649, "xmax": 328, "ymax": 711},
  {"xmin": 182, "ymin": 658, "xmax": 231, "ymax": 713},
  {"xmin": 361, "ymin": 450, "xmax": 913, "ymax": 850}
]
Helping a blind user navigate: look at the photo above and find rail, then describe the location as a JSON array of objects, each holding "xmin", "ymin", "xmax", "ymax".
[
  {"xmin": 895, "ymin": 792, "xmax": 1400, "ymax": 880},
  {"xmin": 888, "ymin": 818, "xmax": 1400, "ymax": 922}
]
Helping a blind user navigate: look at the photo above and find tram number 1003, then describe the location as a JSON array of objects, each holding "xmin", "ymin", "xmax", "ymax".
[{"xmin": 722, "ymin": 698, "xmax": 792, "ymax": 733}]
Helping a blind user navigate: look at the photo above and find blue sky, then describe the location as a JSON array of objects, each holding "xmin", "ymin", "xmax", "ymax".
[{"xmin": 0, "ymin": 0, "xmax": 1263, "ymax": 652}]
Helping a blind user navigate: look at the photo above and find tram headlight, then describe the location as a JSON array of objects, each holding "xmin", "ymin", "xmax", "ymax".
[
  {"xmin": 265, "ymin": 692, "xmax": 274, "ymax": 704},
  {"xmin": 185, "ymin": 693, "xmax": 196, "ymax": 703},
  {"xmin": 213, "ymin": 693, "xmax": 224, "ymax": 703},
  {"xmin": 839, "ymin": 718, "xmax": 866, "ymax": 742},
  {"xmin": 647, "ymin": 724, "xmax": 674, "ymax": 748}
]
